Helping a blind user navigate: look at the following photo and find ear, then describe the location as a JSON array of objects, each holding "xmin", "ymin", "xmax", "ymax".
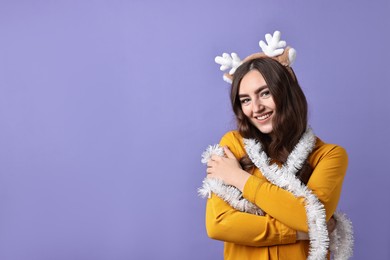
[
  {"xmin": 288, "ymin": 48, "xmax": 297, "ymax": 65},
  {"xmin": 223, "ymin": 73, "xmax": 233, "ymax": 84}
]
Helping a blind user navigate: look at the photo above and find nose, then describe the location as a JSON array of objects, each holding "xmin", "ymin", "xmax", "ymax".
[{"xmin": 252, "ymin": 97, "xmax": 264, "ymax": 113}]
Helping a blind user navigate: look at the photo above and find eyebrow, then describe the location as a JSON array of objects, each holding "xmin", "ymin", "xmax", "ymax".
[{"xmin": 238, "ymin": 85, "xmax": 268, "ymax": 98}]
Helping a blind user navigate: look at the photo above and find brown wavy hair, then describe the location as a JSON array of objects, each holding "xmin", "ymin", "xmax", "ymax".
[{"xmin": 231, "ymin": 57, "xmax": 312, "ymax": 184}]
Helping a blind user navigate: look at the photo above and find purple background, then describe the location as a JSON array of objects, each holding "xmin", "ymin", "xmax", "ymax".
[{"xmin": 0, "ymin": 1, "xmax": 389, "ymax": 259}]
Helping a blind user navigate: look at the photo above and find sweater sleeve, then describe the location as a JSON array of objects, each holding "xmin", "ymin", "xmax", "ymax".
[
  {"xmin": 242, "ymin": 140, "xmax": 348, "ymax": 232},
  {"xmin": 205, "ymin": 132, "xmax": 297, "ymax": 247}
]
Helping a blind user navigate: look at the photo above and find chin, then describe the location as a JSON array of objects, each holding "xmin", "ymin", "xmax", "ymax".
[
  {"xmin": 260, "ymin": 129, "xmax": 273, "ymax": 134},
  {"xmin": 257, "ymin": 125, "xmax": 273, "ymax": 134},
  {"xmin": 250, "ymin": 118, "xmax": 274, "ymax": 135}
]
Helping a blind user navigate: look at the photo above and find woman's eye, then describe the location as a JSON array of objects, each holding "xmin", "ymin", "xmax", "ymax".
[
  {"xmin": 260, "ymin": 90, "xmax": 271, "ymax": 97},
  {"xmin": 240, "ymin": 98, "xmax": 250, "ymax": 104}
]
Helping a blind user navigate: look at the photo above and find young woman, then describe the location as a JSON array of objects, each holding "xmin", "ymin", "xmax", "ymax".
[{"xmin": 200, "ymin": 32, "xmax": 352, "ymax": 260}]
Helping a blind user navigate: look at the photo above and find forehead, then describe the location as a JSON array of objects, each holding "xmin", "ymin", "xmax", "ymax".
[{"xmin": 239, "ymin": 70, "xmax": 267, "ymax": 94}]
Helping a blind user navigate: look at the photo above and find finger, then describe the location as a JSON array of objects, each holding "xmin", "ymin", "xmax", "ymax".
[
  {"xmin": 210, "ymin": 155, "xmax": 222, "ymax": 161},
  {"xmin": 207, "ymin": 159, "xmax": 216, "ymax": 167},
  {"xmin": 223, "ymin": 146, "xmax": 235, "ymax": 159},
  {"xmin": 206, "ymin": 173, "xmax": 214, "ymax": 179}
]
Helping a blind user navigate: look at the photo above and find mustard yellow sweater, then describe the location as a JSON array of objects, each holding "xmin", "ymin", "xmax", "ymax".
[{"xmin": 205, "ymin": 131, "xmax": 348, "ymax": 260}]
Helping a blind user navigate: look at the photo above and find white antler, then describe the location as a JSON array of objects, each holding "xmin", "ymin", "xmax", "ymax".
[
  {"xmin": 215, "ymin": 52, "xmax": 242, "ymax": 75},
  {"xmin": 259, "ymin": 31, "xmax": 286, "ymax": 57}
]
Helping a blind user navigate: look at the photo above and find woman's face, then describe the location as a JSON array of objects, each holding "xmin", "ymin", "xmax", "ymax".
[{"xmin": 238, "ymin": 69, "xmax": 276, "ymax": 134}]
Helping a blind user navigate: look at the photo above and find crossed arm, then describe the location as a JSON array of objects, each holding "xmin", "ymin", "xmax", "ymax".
[{"xmin": 205, "ymin": 131, "xmax": 347, "ymax": 246}]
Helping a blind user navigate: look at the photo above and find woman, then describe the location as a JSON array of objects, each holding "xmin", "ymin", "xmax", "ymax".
[{"xmin": 200, "ymin": 32, "xmax": 352, "ymax": 259}]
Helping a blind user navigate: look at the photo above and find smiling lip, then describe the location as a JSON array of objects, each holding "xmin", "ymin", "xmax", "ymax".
[{"xmin": 254, "ymin": 112, "xmax": 273, "ymax": 122}]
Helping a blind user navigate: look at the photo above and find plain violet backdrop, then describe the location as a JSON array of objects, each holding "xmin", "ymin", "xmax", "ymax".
[{"xmin": 0, "ymin": 0, "xmax": 389, "ymax": 259}]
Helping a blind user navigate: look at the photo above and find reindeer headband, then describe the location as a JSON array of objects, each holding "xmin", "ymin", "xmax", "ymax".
[{"xmin": 215, "ymin": 31, "xmax": 297, "ymax": 84}]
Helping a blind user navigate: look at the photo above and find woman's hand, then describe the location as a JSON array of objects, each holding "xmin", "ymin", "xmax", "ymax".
[
  {"xmin": 296, "ymin": 231, "xmax": 309, "ymax": 240},
  {"xmin": 327, "ymin": 216, "xmax": 337, "ymax": 235},
  {"xmin": 206, "ymin": 146, "xmax": 251, "ymax": 191}
]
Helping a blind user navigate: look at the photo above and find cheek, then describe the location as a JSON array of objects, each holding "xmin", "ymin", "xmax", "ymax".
[
  {"xmin": 270, "ymin": 97, "xmax": 276, "ymax": 110},
  {"xmin": 241, "ymin": 105, "xmax": 252, "ymax": 118}
]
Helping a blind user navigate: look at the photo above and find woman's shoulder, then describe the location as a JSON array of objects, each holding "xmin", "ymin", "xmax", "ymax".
[
  {"xmin": 219, "ymin": 130, "xmax": 247, "ymax": 159},
  {"xmin": 220, "ymin": 130, "xmax": 242, "ymax": 142},
  {"xmin": 310, "ymin": 137, "xmax": 348, "ymax": 166}
]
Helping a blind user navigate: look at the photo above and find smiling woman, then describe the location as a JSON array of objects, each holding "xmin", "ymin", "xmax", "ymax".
[
  {"xmin": 231, "ymin": 57, "xmax": 311, "ymax": 184},
  {"xmin": 199, "ymin": 31, "xmax": 353, "ymax": 260}
]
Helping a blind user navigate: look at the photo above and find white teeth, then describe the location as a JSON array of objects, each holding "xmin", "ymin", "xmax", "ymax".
[{"xmin": 256, "ymin": 113, "xmax": 271, "ymax": 120}]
